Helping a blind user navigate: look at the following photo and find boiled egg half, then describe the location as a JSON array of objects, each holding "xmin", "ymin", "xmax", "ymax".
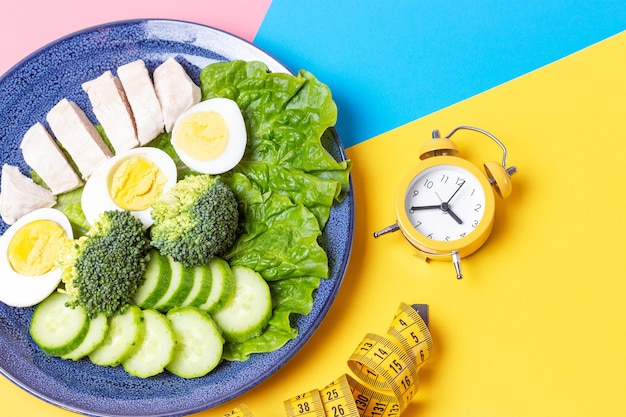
[
  {"xmin": 81, "ymin": 147, "xmax": 178, "ymax": 228},
  {"xmin": 171, "ymin": 97, "xmax": 247, "ymax": 174},
  {"xmin": 0, "ymin": 208, "xmax": 73, "ymax": 307}
]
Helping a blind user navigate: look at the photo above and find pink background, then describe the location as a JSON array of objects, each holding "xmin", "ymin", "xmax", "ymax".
[{"xmin": 0, "ymin": 0, "xmax": 271, "ymax": 76}]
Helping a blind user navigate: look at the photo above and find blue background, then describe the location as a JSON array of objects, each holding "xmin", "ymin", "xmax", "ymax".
[{"xmin": 255, "ymin": 0, "xmax": 626, "ymax": 147}]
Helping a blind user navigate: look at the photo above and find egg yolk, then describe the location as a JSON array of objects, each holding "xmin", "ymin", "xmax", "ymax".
[
  {"xmin": 110, "ymin": 156, "xmax": 167, "ymax": 211},
  {"xmin": 7, "ymin": 220, "xmax": 67, "ymax": 276},
  {"xmin": 174, "ymin": 111, "xmax": 229, "ymax": 161}
]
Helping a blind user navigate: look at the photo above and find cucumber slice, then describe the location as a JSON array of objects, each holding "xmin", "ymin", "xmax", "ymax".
[
  {"xmin": 212, "ymin": 266, "xmax": 272, "ymax": 343},
  {"xmin": 180, "ymin": 264, "xmax": 212, "ymax": 308},
  {"xmin": 30, "ymin": 291, "xmax": 89, "ymax": 357},
  {"xmin": 62, "ymin": 312, "xmax": 109, "ymax": 361},
  {"xmin": 165, "ymin": 306, "xmax": 224, "ymax": 378},
  {"xmin": 197, "ymin": 257, "xmax": 234, "ymax": 313},
  {"xmin": 123, "ymin": 309, "xmax": 175, "ymax": 378},
  {"xmin": 153, "ymin": 256, "xmax": 194, "ymax": 312},
  {"xmin": 134, "ymin": 251, "xmax": 171, "ymax": 309},
  {"xmin": 89, "ymin": 305, "xmax": 145, "ymax": 367}
]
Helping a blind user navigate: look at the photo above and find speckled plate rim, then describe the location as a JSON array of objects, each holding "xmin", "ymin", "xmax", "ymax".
[{"xmin": 0, "ymin": 19, "xmax": 354, "ymax": 417}]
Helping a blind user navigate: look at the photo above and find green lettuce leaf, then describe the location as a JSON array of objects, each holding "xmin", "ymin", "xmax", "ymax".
[
  {"xmin": 200, "ymin": 60, "xmax": 349, "ymax": 180},
  {"xmin": 200, "ymin": 60, "xmax": 352, "ymax": 357},
  {"xmin": 200, "ymin": 60, "xmax": 305, "ymax": 134},
  {"xmin": 224, "ymin": 173, "xmax": 328, "ymax": 281},
  {"xmin": 234, "ymin": 161, "xmax": 340, "ymax": 228},
  {"xmin": 53, "ymin": 187, "xmax": 89, "ymax": 237}
]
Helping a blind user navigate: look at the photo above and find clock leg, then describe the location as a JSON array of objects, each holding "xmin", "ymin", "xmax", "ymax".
[
  {"xmin": 452, "ymin": 251, "xmax": 463, "ymax": 279},
  {"xmin": 373, "ymin": 223, "xmax": 400, "ymax": 238}
]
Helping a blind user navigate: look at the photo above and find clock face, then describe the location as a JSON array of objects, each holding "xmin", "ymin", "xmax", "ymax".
[{"xmin": 404, "ymin": 164, "xmax": 487, "ymax": 242}]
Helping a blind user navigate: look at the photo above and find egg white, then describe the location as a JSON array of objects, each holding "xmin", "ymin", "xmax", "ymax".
[
  {"xmin": 81, "ymin": 147, "xmax": 178, "ymax": 229},
  {"xmin": 171, "ymin": 97, "xmax": 247, "ymax": 174},
  {"xmin": 0, "ymin": 208, "xmax": 73, "ymax": 308}
]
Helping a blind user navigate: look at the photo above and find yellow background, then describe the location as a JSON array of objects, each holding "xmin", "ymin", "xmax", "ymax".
[{"xmin": 2, "ymin": 29, "xmax": 626, "ymax": 417}]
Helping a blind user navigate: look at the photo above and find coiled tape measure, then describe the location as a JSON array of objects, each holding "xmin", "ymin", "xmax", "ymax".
[{"xmin": 224, "ymin": 302, "xmax": 433, "ymax": 417}]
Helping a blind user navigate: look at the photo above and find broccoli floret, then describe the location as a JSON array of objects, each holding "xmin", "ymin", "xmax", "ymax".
[
  {"xmin": 58, "ymin": 210, "xmax": 151, "ymax": 318},
  {"xmin": 149, "ymin": 174, "xmax": 239, "ymax": 267}
]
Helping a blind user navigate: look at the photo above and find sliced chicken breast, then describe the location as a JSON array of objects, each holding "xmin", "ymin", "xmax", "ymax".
[
  {"xmin": 0, "ymin": 164, "xmax": 56, "ymax": 225},
  {"xmin": 82, "ymin": 71, "xmax": 139, "ymax": 153},
  {"xmin": 20, "ymin": 122, "xmax": 83, "ymax": 195},
  {"xmin": 117, "ymin": 60, "xmax": 164, "ymax": 145},
  {"xmin": 46, "ymin": 98, "xmax": 112, "ymax": 179},
  {"xmin": 153, "ymin": 57, "xmax": 201, "ymax": 132}
]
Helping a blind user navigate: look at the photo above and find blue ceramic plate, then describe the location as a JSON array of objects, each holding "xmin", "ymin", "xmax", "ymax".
[{"xmin": 0, "ymin": 19, "xmax": 353, "ymax": 417}]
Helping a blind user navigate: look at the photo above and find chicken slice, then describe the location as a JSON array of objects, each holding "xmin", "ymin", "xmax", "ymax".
[
  {"xmin": 46, "ymin": 98, "xmax": 113, "ymax": 179},
  {"xmin": 82, "ymin": 71, "xmax": 140, "ymax": 153},
  {"xmin": 0, "ymin": 164, "xmax": 56, "ymax": 225},
  {"xmin": 20, "ymin": 122, "xmax": 83, "ymax": 195},
  {"xmin": 117, "ymin": 60, "xmax": 164, "ymax": 145},
  {"xmin": 153, "ymin": 57, "xmax": 201, "ymax": 132}
]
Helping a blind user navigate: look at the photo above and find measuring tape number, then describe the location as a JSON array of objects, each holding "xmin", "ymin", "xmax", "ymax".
[{"xmin": 225, "ymin": 302, "xmax": 432, "ymax": 417}]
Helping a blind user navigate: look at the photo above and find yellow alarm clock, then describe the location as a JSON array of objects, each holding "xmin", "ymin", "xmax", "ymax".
[{"xmin": 374, "ymin": 125, "xmax": 517, "ymax": 279}]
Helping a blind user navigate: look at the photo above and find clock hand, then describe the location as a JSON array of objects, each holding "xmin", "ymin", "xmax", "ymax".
[
  {"xmin": 412, "ymin": 202, "xmax": 464, "ymax": 224},
  {"xmin": 445, "ymin": 207, "xmax": 463, "ymax": 224},
  {"xmin": 410, "ymin": 205, "xmax": 441, "ymax": 211},
  {"xmin": 446, "ymin": 180, "xmax": 465, "ymax": 203},
  {"xmin": 437, "ymin": 199, "xmax": 464, "ymax": 225}
]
